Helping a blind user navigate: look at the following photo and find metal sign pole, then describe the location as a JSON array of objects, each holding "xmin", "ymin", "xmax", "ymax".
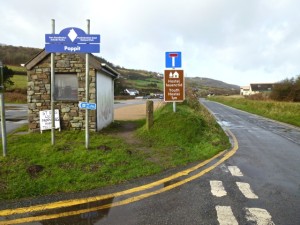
[
  {"xmin": 173, "ymin": 66, "xmax": 176, "ymax": 113},
  {"xmin": 0, "ymin": 61, "xmax": 7, "ymax": 156},
  {"xmin": 85, "ymin": 19, "xmax": 90, "ymax": 149},
  {"xmin": 51, "ymin": 19, "xmax": 55, "ymax": 145}
]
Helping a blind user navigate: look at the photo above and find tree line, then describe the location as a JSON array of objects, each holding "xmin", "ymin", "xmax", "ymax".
[
  {"xmin": 0, "ymin": 45, "xmax": 41, "ymax": 65},
  {"xmin": 270, "ymin": 75, "xmax": 300, "ymax": 102}
]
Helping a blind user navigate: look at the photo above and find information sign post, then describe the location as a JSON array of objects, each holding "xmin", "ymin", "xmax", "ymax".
[
  {"xmin": 164, "ymin": 52, "xmax": 185, "ymax": 112},
  {"xmin": 85, "ymin": 19, "xmax": 90, "ymax": 149},
  {"xmin": 164, "ymin": 70, "xmax": 185, "ymax": 102},
  {"xmin": 45, "ymin": 20, "xmax": 100, "ymax": 149}
]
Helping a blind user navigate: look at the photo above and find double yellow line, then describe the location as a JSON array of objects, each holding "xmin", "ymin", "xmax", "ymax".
[{"xmin": 0, "ymin": 130, "xmax": 238, "ymax": 225}]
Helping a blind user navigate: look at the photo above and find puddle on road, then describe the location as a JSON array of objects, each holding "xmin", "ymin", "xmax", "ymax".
[
  {"xmin": 164, "ymin": 178, "xmax": 184, "ymax": 187},
  {"xmin": 7, "ymin": 197, "xmax": 116, "ymax": 225},
  {"xmin": 217, "ymin": 120, "xmax": 231, "ymax": 127}
]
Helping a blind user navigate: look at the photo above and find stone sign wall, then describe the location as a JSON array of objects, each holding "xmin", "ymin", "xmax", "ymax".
[{"xmin": 27, "ymin": 53, "xmax": 96, "ymax": 132}]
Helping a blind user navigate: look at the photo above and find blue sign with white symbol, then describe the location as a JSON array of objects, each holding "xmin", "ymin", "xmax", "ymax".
[
  {"xmin": 79, "ymin": 102, "xmax": 97, "ymax": 110},
  {"xmin": 45, "ymin": 27, "xmax": 100, "ymax": 53},
  {"xmin": 165, "ymin": 52, "xmax": 182, "ymax": 68}
]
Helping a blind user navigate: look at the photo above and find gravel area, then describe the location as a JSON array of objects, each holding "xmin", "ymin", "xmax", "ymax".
[{"xmin": 114, "ymin": 101, "xmax": 165, "ymax": 120}]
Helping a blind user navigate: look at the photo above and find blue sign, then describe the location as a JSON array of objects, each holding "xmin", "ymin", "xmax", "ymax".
[
  {"xmin": 45, "ymin": 43, "xmax": 100, "ymax": 53},
  {"xmin": 45, "ymin": 27, "xmax": 100, "ymax": 53},
  {"xmin": 165, "ymin": 52, "xmax": 182, "ymax": 68},
  {"xmin": 79, "ymin": 102, "xmax": 97, "ymax": 110}
]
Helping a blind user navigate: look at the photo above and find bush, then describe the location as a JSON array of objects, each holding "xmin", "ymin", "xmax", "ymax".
[{"xmin": 270, "ymin": 76, "xmax": 300, "ymax": 102}]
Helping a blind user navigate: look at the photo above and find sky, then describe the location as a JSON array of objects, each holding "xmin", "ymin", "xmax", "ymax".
[{"xmin": 1, "ymin": 0, "xmax": 300, "ymax": 86}]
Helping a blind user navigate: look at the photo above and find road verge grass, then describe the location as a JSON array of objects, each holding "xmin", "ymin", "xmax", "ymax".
[
  {"xmin": 0, "ymin": 98, "xmax": 230, "ymax": 201},
  {"xmin": 210, "ymin": 96, "xmax": 300, "ymax": 127}
]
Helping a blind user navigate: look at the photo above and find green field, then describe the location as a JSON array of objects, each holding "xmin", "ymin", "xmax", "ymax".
[
  {"xmin": 8, "ymin": 65, "xmax": 26, "ymax": 74},
  {"xmin": 210, "ymin": 96, "xmax": 300, "ymax": 127},
  {"xmin": 10, "ymin": 74, "xmax": 27, "ymax": 89}
]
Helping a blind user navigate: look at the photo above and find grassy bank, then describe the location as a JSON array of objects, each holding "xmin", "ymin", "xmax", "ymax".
[
  {"xmin": 0, "ymin": 102, "xmax": 230, "ymax": 201},
  {"xmin": 9, "ymin": 74, "xmax": 27, "ymax": 89},
  {"xmin": 210, "ymin": 96, "xmax": 300, "ymax": 127},
  {"xmin": 5, "ymin": 74, "xmax": 27, "ymax": 103}
]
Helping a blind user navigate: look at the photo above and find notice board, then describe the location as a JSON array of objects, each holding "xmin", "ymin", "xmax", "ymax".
[{"xmin": 39, "ymin": 109, "xmax": 61, "ymax": 133}]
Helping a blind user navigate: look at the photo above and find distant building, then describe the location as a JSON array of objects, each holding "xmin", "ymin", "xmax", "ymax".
[
  {"xmin": 240, "ymin": 83, "xmax": 274, "ymax": 96},
  {"xmin": 124, "ymin": 89, "xmax": 139, "ymax": 96},
  {"xmin": 240, "ymin": 86, "xmax": 251, "ymax": 96}
]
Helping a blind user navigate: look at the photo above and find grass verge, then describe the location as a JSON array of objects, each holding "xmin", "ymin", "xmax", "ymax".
[
  {"xmin": 210, "ymin": 96, "xmax": 300, "ymax": 127},
  {"xmin": 9, "ymin": 75, "xmax": 27, "ymax": 89},
  {"xmin": 5, "ymin": 74, "xmax": 27, "ymax": 103},
  {"xmin": 0, "ymin": 102, "xmax": 230, "ymax": 201}
]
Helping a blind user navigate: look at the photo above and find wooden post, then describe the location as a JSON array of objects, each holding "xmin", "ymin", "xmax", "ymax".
[{"xmin": 146, "ymin": 100, "xmax": 154, "ymax": 130}]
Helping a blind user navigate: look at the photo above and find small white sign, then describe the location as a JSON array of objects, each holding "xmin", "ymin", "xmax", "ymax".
[{"xmin": 39, "ymin": 110, "xmax": 61, "ymax": 133}]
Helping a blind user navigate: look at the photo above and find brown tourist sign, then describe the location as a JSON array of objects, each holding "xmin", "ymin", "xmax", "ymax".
[{"xmin": 164, "ymin": 70, "xmax": 185, "ymax": 102}]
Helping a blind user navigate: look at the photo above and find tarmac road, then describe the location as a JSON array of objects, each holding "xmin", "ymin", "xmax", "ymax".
[
  {"xmin": 0, "ymin": 99, "xmax": 163, "ymax": 135},
  {"xmin": 1, "ymin": 99, "xmax": 299, "ymax": 225},
  {"xmin": 0, "ymin": 104, "xmax": 27, "ymax": 135}
]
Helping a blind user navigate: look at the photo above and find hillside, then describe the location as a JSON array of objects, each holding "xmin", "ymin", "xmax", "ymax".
[
  {"xmin": 1, "ymin": 45, "xmax": 239, "ymax": 96},
  {"xmin": 0, "ymin": 45, "xmax": 41, "ymax": 65},
  {"xmin": 186, "ymin": 77, "xmax": 240, "ymax": 96}
]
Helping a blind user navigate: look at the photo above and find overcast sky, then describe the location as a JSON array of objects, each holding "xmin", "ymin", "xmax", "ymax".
[{"xmin": 1, "ymin": 0, "xmax": 300, "ymax": 86}]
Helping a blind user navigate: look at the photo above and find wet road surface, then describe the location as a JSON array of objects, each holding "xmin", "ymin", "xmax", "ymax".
[
  {"xmin": 0, "ymin": 99, "xmax": 299, "ymax": 225},
  {"xmin": 0, "ymin": 104, "xmax": 27, "ymax": 134}
]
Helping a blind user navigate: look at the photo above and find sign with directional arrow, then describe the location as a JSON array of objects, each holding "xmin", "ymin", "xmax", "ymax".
[{"xmin": 78, "ymin": 102, "xmax": 97, "ymax": 110}]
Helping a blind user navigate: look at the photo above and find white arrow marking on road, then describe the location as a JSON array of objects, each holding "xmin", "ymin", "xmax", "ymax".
[
  {"xmin": 228, "ymin": 166, "xmax": 244, "ymax": 177},
  {"xmin": 236, "ymin": 182, "xmax": 258, "ymax": 199},
  {"xmin": 210, "ymin": 181, "xmax": 227, "ymax": 197},
  {"xmin": 216, "ymin": 206, "xmax": 238, "ymax": 225},
  {"xmin": 245, "ymin": 208, "xmax": 275, "ymax": 225}
]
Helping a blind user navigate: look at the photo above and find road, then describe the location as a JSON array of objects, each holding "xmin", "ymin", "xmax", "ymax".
[
  {"xmin": 0, "ymin": 100, "xmax": 161, "ymax": 135},
  {"xmin": 0, "ymin": 104, "xmax": 27, "ymax": 135},
  {"xmin": 0, "ymin": 99, "xmax": 299, "ymax": 225}
]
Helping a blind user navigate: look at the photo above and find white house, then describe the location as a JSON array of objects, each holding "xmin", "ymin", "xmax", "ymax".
[
  {"xmin": 240, "ymin": 83, "xmax": 274, "ymax": 96},
  {"xmin": 125, "ymin": 89, "xmax": 139, "ymax": 96}
]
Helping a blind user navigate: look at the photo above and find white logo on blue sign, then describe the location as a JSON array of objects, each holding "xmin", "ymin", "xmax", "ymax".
[{"xmin": 45, "ymin": 27, "xmax": 100, "ymax": 53}]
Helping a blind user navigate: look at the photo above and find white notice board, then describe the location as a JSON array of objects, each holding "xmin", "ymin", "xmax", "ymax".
[{"xmin": 39, "ymin": 110, "xmax": 61, "ymax": 133}]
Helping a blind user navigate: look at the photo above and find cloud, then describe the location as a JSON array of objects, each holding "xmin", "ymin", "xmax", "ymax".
[{"xmin": 1, "ymin": 0, "xmax": 300, "ymax": 85}]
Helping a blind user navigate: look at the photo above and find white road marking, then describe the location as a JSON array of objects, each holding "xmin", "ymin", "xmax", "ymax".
[
  {"xmin": 236, "ymin": 182, "xmax": 258, "ymax": 199},
  {"xmin": 220, "ymin": 164, "xmax": 229, "ymax": 173},
  {"xmin": 245, "ymin": 208, "xmax": 275, "ymax": 225},
  {"xmin": 210, "ymin": 180, "xmax": 227, "ymax": 197},
  {"xmin": 216, "ymin": 206, "xmax": 238, "ymax": 225},
  {"xmin": 228, "ymin": 166, "xmax": 243, "ymax": 177}
]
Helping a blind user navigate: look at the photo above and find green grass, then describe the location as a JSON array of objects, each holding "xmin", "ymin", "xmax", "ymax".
[
  {"xmin": 0, "ymin": 102, "xmax": 230, "ymax": 200},
  {"xmin": 124, "ymin": 78, "xmax": 163, "ymax": 92},
  {"xmin": 9, "ymin": 75, "xmax": 27, "ymax": 89},
  {"xmin": 8, "ymin": 65, "xmax": 26, "ymax": 74},
  {"xmin": 210, "ymin": 96, "xmax": 300, "ymax": 127},
  {"xmin": 137, "ymin": 103, "xmax": 230, "ymax": 166},
  {"xmin": 0, "ymin": 129, "xmax": 161, "ymax": 200}
]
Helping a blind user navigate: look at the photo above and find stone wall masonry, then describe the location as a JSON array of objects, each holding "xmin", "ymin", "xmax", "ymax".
[{"xmin": 27, "ymin": 53, "xmax": 96, "ymax": 132}]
